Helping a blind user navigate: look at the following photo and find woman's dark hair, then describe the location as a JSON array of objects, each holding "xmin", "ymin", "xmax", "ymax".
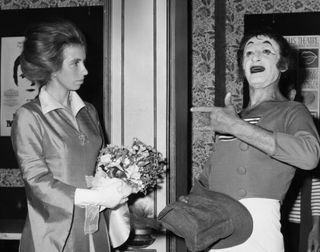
[
  {"xmin": 237, "ymin": 28, "xmax": 295, "ymax": 81},
  {"xmin": 20, "ymin": 18, "xmax": 86, "ymax": 87}
]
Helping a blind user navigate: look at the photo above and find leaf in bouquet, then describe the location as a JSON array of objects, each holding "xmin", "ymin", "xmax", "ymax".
[{"xmin": 136, "ymin": 160, "xmax": 150, "ymax": 167}]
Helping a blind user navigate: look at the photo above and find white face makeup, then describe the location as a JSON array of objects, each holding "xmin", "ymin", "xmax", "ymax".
[{"xmin": 243, "ymin": 35, "xmax": 282, "ymax": 89}]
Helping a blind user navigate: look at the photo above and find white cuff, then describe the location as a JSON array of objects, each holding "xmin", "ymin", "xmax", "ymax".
[{"xmin": 75, "ymin": 188, "xmax": 98, "ymax": 207}]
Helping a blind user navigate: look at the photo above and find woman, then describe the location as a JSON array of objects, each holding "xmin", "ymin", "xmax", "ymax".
[
  {"xmin": 192, "ymin": 29, "xmax": 320, "ymax": 251},
  {"xmin": 11, "ymin": 19, "xmax": 132, "ymax": 252}
]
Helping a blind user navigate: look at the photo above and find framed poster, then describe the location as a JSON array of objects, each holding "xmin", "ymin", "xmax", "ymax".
[
  {"xmin": 284, "ymin": 35, "xmax": 320, "ymax": 114},
  {"xmin": 0, "ymin": 6, "xmax": 104, "ymax": 168},
  {"xmin": 0, "ymin": 36, "xmax": 39, "ymax": 136}
]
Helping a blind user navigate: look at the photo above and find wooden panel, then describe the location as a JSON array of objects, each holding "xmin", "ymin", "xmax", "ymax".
[
  {"xmin": 123, "ymin": 0, "xmax": 154, "ymax": 144},
  {"xmin": 168, "ymin": 0, "xmax": 190, "ymax": 251}
]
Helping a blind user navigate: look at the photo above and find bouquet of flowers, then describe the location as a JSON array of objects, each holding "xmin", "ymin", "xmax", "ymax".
[
  {"xmin": 84, "ymin": 138, "xmax": 167, "ymax": 239},
  {"xmin": 96, "ymin": 138, "xmax": 167, "ymax": 194}
]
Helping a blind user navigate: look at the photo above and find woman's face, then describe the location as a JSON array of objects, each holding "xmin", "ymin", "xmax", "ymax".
[
  {"xmin": 242, "ymin": 35, "xmax": 282, "ymax": 89},
  {"xmin": 52, "ymin": 45, "xmax": 88, "ymax": 91}
]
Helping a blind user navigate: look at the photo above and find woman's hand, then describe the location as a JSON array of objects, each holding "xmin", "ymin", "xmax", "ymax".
[
  {"xmin": 75, "ymin": 177, "xmax": 135, "ymax": 209},
  {"xmin": 93, "ymin": 177, "xmax": 133, "ymax": 209}
]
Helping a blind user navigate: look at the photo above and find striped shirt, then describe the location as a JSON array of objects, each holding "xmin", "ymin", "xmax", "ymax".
[{"xmin": 288, "ymin": 177, "xmax": 320, "ymax": 223}]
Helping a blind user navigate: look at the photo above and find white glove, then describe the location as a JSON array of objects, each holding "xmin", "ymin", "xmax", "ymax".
[{"xmin": 75, "ymin": 178, "xmax": 133, "ymax": 209}]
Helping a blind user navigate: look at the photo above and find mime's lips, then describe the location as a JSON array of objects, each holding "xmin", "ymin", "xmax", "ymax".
[{"xmin": 250, "ymin": 66, "xmax": 265, "ymax": 73}]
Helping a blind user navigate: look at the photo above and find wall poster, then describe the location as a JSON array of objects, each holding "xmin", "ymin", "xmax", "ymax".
[
  {"xmin": 0, "ymin": 37, "xmax": 40, "ymax": 136},
  {"xmin": 284, "ymin": 35, "xmax": 320, "ymax": 118}
]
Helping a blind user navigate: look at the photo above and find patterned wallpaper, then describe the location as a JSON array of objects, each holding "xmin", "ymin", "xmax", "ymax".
[
  {"xmin": 192, "ymin": 0, "xmax": 216, "ymax": 179},
  {"xmin": 192, "ymin": 0, "xmax": 320, "ymax": 178},
  {"xmin": 0, "ymin": 0, "xmax": 102, "ymax": 9}
]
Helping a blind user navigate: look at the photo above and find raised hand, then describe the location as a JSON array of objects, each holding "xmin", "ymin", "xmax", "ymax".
[{"xmin": 191, "ymin": 92, "xmax": 240, "ymax": 135}]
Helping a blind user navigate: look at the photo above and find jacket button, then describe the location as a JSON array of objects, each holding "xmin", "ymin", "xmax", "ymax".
[
  {"xmin": 239, "ymin": 142, "xmax": 249, "ymax": 151},
  {"xmin": 237, "ymin": 166, "xmax": 246, "ymax": 175},
  {"xmin": 238, "ymin": 189, "xmax": 247, "ymax": 197}
]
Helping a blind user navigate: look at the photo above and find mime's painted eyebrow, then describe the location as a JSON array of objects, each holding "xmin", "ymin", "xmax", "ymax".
[
  {"xmin": 246, "ymin": 40, "xmax": 273, "ymax": 47},
  {"xmin": 262, "ymin": 41, "xmax": 273, "ymax": 46}
]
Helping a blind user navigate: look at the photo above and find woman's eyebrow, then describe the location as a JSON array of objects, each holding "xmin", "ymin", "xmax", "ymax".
[{"xmin": 70, "ymin": 58, "xmax": 82, "ymax": 63}]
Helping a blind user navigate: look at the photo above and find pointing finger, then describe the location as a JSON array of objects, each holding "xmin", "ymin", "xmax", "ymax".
[{"xmin": 190, "ymin": 107, "xmax": 214, "ymax": 112}]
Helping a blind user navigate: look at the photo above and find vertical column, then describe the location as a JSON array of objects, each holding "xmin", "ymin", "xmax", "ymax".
[
  {"xmin": 214, "ymin": 0, "xmax": 226, "ymax": 106},
  {"xmin": 110, "ymin": 1, "xmax": 167, "ymax": 251}
]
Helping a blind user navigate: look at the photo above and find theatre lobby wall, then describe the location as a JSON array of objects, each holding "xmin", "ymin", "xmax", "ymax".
[{"xmin": 1, "ymin": 0, "xmax": 320, "ymax": 225}]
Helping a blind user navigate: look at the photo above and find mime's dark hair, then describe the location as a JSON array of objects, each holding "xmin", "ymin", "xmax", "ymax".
[{"xmin": 237, "ymin": 27, "xmax": 295, "ymax": 81}]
